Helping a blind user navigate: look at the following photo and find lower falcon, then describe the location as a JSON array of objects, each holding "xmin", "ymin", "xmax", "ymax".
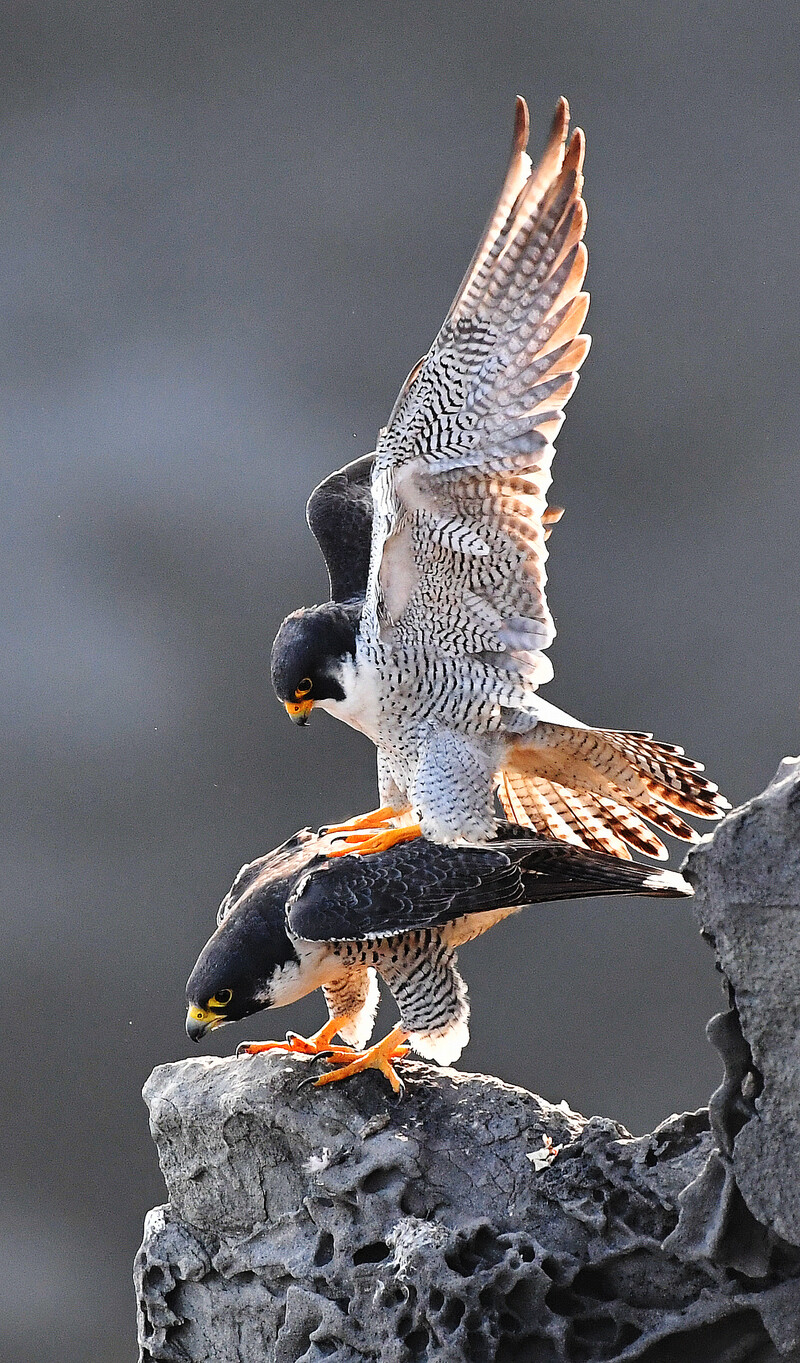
[{"xmin": 186, "ymin": 824, "xmax": 691, "ymax": 1093}]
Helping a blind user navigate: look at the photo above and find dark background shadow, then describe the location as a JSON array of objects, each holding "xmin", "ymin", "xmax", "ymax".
[{"xmin": 2, "ymin": 3, "xmax": 799, "ymax": 1358}]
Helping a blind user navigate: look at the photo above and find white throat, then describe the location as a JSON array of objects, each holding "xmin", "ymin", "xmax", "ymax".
[{"xmin": 316, "ymin": 649, "xmax": 381, "ymax": 743}]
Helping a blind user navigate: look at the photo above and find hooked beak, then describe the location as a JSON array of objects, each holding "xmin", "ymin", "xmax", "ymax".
[
  {"xmin": 284, "ymin": 698, "xmax": 314, "ymax": 725},
  {"xmin": 186, "ymin": 1005, "xmax": 226, "ymax": 1042}
]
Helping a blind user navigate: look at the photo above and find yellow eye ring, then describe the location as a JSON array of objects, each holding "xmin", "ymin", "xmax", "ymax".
[
  {"xmin": 295, "ymin": 678, "xmax": 313, "ymax": 699},
  {"xmin": 208, "ymin": 989, "xmax": 232, "ymax": 1009}
]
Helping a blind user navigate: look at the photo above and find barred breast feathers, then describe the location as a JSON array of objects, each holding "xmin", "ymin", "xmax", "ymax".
[{"xmin": 361, "ymin": 96, "xmax": 590, "ymax": 703}]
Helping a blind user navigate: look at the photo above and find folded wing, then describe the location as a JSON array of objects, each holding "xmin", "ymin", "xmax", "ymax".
[{"xmin": 286, "ymin": 827, "xmax": 690, "ymax": 943}]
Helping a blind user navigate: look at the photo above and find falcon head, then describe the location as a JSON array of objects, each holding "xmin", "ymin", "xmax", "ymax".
[
  {"xmin": 271, "ymin": 602, "xmax": 358, "ymax": 724},
  {"xmin": 185, "ymin": 886, "xmax": 300, "ymax": 1040}
]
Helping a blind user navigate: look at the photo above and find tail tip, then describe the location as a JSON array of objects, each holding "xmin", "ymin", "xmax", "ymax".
[{"xmin": 642, "ymin": 868, "xmax": 693, "ymax": 897}]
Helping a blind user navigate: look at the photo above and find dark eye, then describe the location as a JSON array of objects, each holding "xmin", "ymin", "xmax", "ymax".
[
  {"xmin": 208, "ymin": 988, "xmax": 232, "ymax": 1008},
  {"xmin": 295, "ymin": 677, "xmax": 313, "ymax": 698}
]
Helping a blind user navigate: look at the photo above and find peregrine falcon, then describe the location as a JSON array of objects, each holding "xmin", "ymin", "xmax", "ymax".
[
  {"xmin": 186, "ymin": 824, "xmax": 691, "ymax": 1093},
  {"xmin": 270, "ymin": 96, "xmax": 728, "ymax": 859}
]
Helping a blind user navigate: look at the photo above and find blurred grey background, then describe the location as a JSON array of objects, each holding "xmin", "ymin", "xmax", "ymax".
[{"xmin": 2, "ymin": 1, "xmax": 799, "ymax": 1359}]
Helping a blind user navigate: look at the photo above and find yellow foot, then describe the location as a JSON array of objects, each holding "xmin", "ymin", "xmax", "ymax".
[
  {"xmin": 236, "ymin": 1018, "xmax": 357, "ymax": 1061},
  {"xmin": 311, "ymin": 1026, "xmax": 411, "ymax": 1095},
  {"xmin": 322, "ymin": 805, "xmax": 402, "ymax": 836},
  {"xmin": 327, "ymin": 822, "xmax": 423, "ymax": 859}
]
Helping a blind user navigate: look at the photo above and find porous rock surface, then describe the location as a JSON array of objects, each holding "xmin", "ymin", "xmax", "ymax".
[
  {"xmin": 136, "ymin": 759, "xmax": 800, "ymax": 1362},
  {"xmin": 683, "ymin": 756, "xmax": 800, "ymax": 1248}
]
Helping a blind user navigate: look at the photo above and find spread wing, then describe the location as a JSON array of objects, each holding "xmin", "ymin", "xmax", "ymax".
[
  {"xmin": 306, "ymin": 452, "xmax": 375, "ymax": 602},
  {"xmin": 362, "ymin": 97, "xmax": 589, "ymax": 692},
  {"xmin": 286, "ymin": 827, "xmax": 690, "ymax": 943}
]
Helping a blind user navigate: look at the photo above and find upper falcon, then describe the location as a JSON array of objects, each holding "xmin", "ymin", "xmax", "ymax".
[{"xmin": 271, "ymin": 97, "xmax": 729, "ymax": 856}]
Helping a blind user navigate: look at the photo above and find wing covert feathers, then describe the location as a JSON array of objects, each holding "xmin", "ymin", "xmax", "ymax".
[
  {"xmin": 366, "ymin": 97, "xmax": 590, "ymax": 690},
  {"xmin": 499, "ymin": 726, "xmax": 730, "ymax": 860},
  {"xmin": 287, "ymin": 824, "xmax": 692, "ymax": 943}
]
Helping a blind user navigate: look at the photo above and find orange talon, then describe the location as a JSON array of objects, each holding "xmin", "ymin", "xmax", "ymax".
[
  {"xmin": 237, "ymin": 1017, "xmax": 357, "ymax": 1059},
  {"xmin": 323, "ymin": 805, "xmax": 402, "ymax": 836},
  {"xmin": 313, "ymin": 1026, "xmax": 410, "ymax": 1094},
  {"xmin": 327, "ymin": 822, "xmax": 423, "ymax": 859}
]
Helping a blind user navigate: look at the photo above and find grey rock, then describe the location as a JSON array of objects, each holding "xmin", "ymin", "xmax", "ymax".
[
  {"xmin": 135, "ymin": 1058, "xmax": 797, "ymax": 1361},
  {"xmin": 137, "ymin": 759, "xmax": 800, "ymax": 1361},
  {"xmin": 685, "ymin": 756, "xmax": 800, "ymax": 1247}
]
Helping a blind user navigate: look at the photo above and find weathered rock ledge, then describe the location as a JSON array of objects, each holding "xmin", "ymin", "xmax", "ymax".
[{"xmin": 136, "ymin": 759, "xmax": 800, "ymax": 1362}]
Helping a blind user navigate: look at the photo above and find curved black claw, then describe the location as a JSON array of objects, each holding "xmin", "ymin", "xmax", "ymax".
[
  {"xmin": 297, "ymin": 1060, "xmax": 407, "ymax": 1098},
  {"xmin": 296, "ymin": 1056, "xmax": 338, "ymax": 1092}
]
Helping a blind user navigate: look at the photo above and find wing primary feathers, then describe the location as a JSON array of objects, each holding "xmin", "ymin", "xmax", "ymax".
[
  {"xmin": 444, "ymin": 94, "xmax": 536, "ymax": 330},
  {"xmin": 366, "ymin": 95, "xmax": 590, "ymax": 691}
]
